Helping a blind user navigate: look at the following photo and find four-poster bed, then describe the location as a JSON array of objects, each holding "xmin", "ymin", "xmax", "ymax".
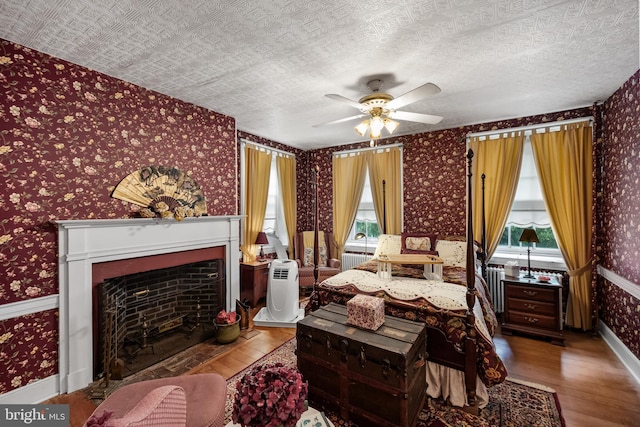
[{"xmin": 306, "ymin": 149, "xmax": 507, "ymax": 413}]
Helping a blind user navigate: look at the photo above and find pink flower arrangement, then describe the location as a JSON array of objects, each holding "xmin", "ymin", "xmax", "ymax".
[{"xmin": 232, "ymin": 363, "xmax": 308, "ymax": 427}]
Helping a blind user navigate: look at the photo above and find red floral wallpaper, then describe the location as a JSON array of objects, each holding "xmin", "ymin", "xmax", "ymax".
[
  {"xmin": 1, "ymin": 35, "xmax": 638, "ymax": 396},
  {"xmin": 599, "ymin": 69, "xmax": 640, "ymax": 358},
  {"xmin": 0, "ymin": 39, "xmax": 236, "ymax": 394}
]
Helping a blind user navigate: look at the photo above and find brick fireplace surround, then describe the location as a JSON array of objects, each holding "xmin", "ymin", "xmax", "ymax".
[{"xmin": 56, "ymin": 216, "xmax": 242, "ymax": 396}]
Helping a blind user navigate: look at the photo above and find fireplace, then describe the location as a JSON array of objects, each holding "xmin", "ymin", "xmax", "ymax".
[
  {"xmin": 95, "ymin": 256, "xmax": 225, "ymax": 379},
  {"xmin": 56, "ymin": 216, "xmax": 241, "ymax": 394}
]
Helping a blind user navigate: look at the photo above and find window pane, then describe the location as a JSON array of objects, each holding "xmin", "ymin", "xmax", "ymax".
[
  {"xmin": 534, "ymin": 227, "xmax": 558, "ymax": 249},
  {"xmin": 498, "ymin": 136, "xmax": 559, "ymax": 252},
  {"xmin": 499, "ymin": 228, "xmax": 508, "ymax": 246},
  {"xmin": 510, "ymin": 226, "xmax": 525, "ymax": 247}
]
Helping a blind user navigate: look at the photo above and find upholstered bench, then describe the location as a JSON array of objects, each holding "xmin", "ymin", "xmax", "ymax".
[{"xmin": 83, "ymin": 373, "xmax": 226, "ymax": 427}]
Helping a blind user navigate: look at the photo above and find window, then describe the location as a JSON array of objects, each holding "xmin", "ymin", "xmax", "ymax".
[
  {"xmin": 262, "ymin": 155, "xmax": 289, "ymax": 246},
  {"xmin": 240, "ymin": 141, "xmax": 292, "ymax": 248},
  {"xmin": 348, "ymin": 171, "xmax": 380, "ymax": 251},
  {"xmin": 335, "ymin": 144, "xmax": 403, "ymax": 254},
  {"xmin": 498, "ymin": 137, "xmax": 559, "ymax": 254}
]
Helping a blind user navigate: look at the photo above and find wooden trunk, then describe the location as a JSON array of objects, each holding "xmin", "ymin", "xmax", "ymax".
[{"xmin": 297, "ymin": 303, "xmax": 427, "ymax": 427}]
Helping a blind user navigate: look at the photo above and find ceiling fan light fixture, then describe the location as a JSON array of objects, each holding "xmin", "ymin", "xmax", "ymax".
[
  {"xmin": 384, "ymin": 118, "xmax": 399, "ymax": 134},
  {"xmin": 355, "ymin": 120, "xmax": 370, "ymax": 137},
  {"xmin": 369, "ymin": 116, "xmax": 384, "ymax": 137}
]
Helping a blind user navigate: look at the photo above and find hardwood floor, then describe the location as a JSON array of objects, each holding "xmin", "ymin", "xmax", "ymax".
[{"xmin": 46, "ymin": 307, "xmax": 640, "ymax": 427}]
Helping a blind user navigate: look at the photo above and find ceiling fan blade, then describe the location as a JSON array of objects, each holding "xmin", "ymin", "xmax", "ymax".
[
  {"xmin": 325, "ymin": 94, "xmax": 367, "ymax": 110},
  {"xmin": 386, "ymin": 83, "xmax": 441, "ymax": 110},
  {"xmin": 388, "ymin": 110, "xmax": 443, "ymax": 125},
  {"xmin": 313, "ymin": 114, "xmax": 367, "ymax": 128}
]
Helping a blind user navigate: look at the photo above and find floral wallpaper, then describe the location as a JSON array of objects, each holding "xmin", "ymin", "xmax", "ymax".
[
  {"xmin": 1, "ymin": 35, "xmax": 638, "ymax": 396},
  {"xmin": 0, "ymin": 38, "xmax": 236, "ymax": 394},
  {"xmin": 599, "ymin": 69, "xmax": 640, "ymax": 358}
]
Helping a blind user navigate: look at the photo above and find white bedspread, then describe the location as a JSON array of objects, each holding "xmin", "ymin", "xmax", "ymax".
[{"xmin": 322, "ymin": 269, "xmax": 493, "ymax": 345}]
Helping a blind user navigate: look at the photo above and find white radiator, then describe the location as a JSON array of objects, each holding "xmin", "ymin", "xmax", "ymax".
[
  {"xmin": 341, "ymin": 253, "xmax": 370, "ymax": 271},
  {"xmin": 486, "ymin": 267, "xmax": 506, "ymax": 313},
  {"xmin": 485, "ymin": 266, "xmax": 564, "ymax": 314}
]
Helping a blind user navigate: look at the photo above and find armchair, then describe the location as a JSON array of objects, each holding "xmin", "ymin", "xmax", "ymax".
[
  {"xmin": 83, "ymin": 373, "xmax": 226, "ymax": 427},
  {"xmin": 293, "ymin": 230, "xmax": 341, "ymax": 293}
]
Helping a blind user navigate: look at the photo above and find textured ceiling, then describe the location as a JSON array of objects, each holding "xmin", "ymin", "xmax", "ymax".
[{"xmin": 0, "ymin": 0, "xmax": 638, "ymax": 149}]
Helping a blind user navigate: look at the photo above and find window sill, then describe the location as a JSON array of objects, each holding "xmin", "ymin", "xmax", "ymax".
[
  {"xmin": 489, "ymin": 252, "xmax": 566, "ymax": 272},
  {"xmin": 344, "ymin": 242, "xmax": 374, "ymax": 254}
]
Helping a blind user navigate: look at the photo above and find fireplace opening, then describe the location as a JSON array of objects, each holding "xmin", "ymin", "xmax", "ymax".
[{"xmin": 95, "ymin": 258, "xmax": 225, "ymax": 379}]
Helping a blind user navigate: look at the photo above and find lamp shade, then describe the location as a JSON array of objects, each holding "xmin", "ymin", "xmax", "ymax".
[
  {"xmin": 354, "ymin": 232, "xmax": 366, "ymax": 240},
  {"xmin": 519, "ymin": 228, "xmax": 539, "ymax": 243},
  {"xmin": 255, "ymin": 232, "xmax": 269, "ymax": 245}
]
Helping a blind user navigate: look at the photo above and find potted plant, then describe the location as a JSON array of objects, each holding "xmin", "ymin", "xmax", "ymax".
[
  {"xmin": 232, "ymin": 363, "xmax": 308, "ymax": 427},
  {"xmin": 214, "ymin": 309, "xmax": 241, "ymax": 344}
]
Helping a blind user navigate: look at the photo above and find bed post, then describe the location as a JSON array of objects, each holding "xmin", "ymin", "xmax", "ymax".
[
  {"xmin": 481, "ymin": 173, "xmax": 487, "ymax": 282},
  {"xmin": 465, "ymin": 149, "xmax": 478, "ymax": 413},
  {"xmin": 313, "ymin": 165, "xmax": 320, "ymax": 287},
  {"xmin": 307, "ymin": 165, "xmax": 321, "ymax": 312},
  {"xmin": 382, "ymin": 179, "xmax": 387, "ymax": 234}
]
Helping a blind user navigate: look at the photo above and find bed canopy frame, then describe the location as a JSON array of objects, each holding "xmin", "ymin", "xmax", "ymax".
[{"xmin": 308, "ymin": 148, "xmax": 487, "ymax": 411}]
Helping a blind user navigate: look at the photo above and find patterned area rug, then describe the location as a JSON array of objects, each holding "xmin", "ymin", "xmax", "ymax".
[{"xmin": 225, "ymin": 338, "xmax": 565, "ymax": 427}]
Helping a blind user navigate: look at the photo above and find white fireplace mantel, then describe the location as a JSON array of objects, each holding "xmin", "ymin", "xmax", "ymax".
[{"xmin": 57, "ymin": 216, "xmax": 242, "ymax": 394}]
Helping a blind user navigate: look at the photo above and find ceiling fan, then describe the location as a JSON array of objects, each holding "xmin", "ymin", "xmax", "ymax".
[{"xmin": 314, "ymin": 79, "xmax": 443, "ymax": 141}]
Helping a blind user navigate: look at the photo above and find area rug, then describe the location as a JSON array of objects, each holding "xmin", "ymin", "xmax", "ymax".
[{"xmin": 225, "ymin": 338, "xmax": 565, "ymax": 427}]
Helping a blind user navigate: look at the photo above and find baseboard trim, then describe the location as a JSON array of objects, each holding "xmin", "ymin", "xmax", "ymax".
[
  {"xmin": 599, "ymin": 320, "xmax": 640, "ymax": 385},
  {"xmin": 0, "ymin": 374, "xmax": 59, "ymax": 404}
]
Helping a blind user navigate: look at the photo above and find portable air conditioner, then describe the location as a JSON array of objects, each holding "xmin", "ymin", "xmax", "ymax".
[{"xmin": 266, "ymin": 259, "xmax": 299, "ymax": 322}]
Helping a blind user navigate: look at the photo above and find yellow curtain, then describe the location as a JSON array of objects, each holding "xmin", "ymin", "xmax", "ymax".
[
  {"xmin": 530, "ymin": 121, "xmax": 593, "ymax": 330},
  {"xmin": 241, "ymin": 145, "xmax": 272, "ymax": 262},
  {"xmin": 276, "ymin": 155, "xmax": 296, "ymax": 259},
  {"xmin": 333, "ymin": 152, "xmax": 368, "ymax": 259},
  {"xmin": 469, "ymin": 132, "xmax": 525, "ymax": 259},
  {"xmin": 368, "ymin": 146, "xmax": 402, "ymax": 235}
]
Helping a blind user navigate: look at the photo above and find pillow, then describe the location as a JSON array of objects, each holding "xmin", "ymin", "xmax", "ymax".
[
  {"xmin": 401, "ymin": 232, "xmax": 438, "ymax": 252},
  {"xmin": 401, "ymin": 248, "xmax": 439, "ymax": 256},
  {"xmin": 435, "ymin": 240, "xmax": 467, "ymax": 267},
  {"xmin": 372, "ymin": 234, "xmax": 402, "ymax": 259},
  {"xmin": 108, "ymin": 385, "xmax": 187, "ymax": 427},
  {"xmin": 303, "ymin": 245, "xmax": 327, "ymax": 267},
  {"xmin": 302, "ymin": 231, "xmax": 327, "ymax": 267}
]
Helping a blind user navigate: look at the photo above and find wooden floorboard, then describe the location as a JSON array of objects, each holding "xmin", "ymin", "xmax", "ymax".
[{"xmin": 45, "ymin": 305, "xmax": 640, "ymax": 427}]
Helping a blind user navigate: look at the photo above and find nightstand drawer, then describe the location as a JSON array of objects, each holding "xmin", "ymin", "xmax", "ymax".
[
  {"xmin": 507, "ymin": 298, "xmax": 556, "ymax": 316},
  {"xmin": 505, "ymin": 284, "xmax": 556, "ymax": 302},
  {"xmin": 508, "ymin": 311, "xmax": 557, "ymax": 330}
]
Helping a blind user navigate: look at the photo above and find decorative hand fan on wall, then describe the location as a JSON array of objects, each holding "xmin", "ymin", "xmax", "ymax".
[
  {"xmin": 313, "ymin": 79, "xmax": 443, "ymax": 143},
  {"xmin": 111, "ymin": 166, "xmax": 207, "ymax": 220}
]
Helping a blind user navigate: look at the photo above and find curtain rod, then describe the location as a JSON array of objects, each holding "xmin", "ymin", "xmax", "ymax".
[
  {"xmin": 241, "ymin": 139, "xmax": 294, "ymax": 157},
  {"xmin": 465, "ymin": 116, "xmax": 593, "ymax": 140},
  {"xmin": 333, "ymin": 142, "xmax": 403, "ymax": 156}
]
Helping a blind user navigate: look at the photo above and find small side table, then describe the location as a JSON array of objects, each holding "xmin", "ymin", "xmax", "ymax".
[
  {"xmin": 501, "ymin": 275, "xmax": 564, "ymax": 346},
  {"xmin": 240, "ymin": 260, "xmax": 270, "ymax": 307}
]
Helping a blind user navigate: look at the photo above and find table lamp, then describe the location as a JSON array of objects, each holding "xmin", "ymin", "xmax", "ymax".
[
  {"xmin": 519, "ymin": 228, "xmax": 539, "ymax": 279},
  {"xmin": 255, "ymin": 232, "xmax": 269, "ymax": 260}
]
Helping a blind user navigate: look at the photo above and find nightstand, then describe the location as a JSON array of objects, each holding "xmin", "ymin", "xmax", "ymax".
[
  {"xmin": 501, "ymin": 275, "xmax": 565, "ymax": 346},
  {"xmin": 240, "ymin": 261, "xmax": 270, "ymax": 307}
]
